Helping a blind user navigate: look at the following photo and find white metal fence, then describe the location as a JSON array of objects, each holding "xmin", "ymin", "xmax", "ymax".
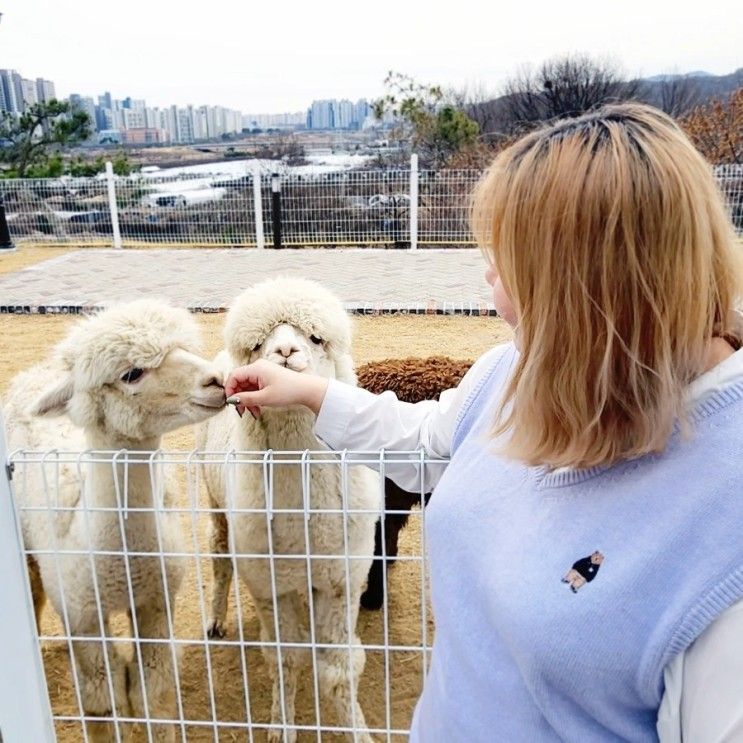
[
  {"xmin": 3, "ymin": 160, "xmax": 741, "ymax": 249},
  {"xmin": 1, "ymin": 445, "xmax": 440, "ymax": 742}
]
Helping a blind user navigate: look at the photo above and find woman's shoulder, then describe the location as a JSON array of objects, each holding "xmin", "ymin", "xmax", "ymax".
[
  {"xmin": 462, "ymin": 342, "xmax": 518, "ymax": 388},
  {"xmin": 450, "ymin": 342, "xmax": 518, "ymax": 452}
]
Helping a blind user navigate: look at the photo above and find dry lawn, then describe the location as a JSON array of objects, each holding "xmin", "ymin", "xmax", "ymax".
[
  {"xmin": 1, "ymin": 312, "xmax": 511, "ymax": 742},
  {"xmin": 0, "ymin": 246, "xmax": 79, "ymax": 275}
]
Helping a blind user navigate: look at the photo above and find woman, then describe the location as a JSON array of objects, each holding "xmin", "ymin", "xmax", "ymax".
[{"xmin": 225, "ymin": 104, "xmax": 743, "ymax": 741}]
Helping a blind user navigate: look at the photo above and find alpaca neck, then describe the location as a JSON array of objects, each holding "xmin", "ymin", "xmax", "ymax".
[
  {"xmin": 83, "ymin": 427, "xmax": 164, "ymax": 509},
  {"xmin": 85, "ymin": 426, "xmax": 161, "ymax": 453},
  {"xmin": 254, "ymin": 407, "xmax": 320, "ymax": 451}
]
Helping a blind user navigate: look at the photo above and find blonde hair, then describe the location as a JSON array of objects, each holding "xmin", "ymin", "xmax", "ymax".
[{"xmin": 471, "ymin": 103, "xmax": 743, "ymax": 468}]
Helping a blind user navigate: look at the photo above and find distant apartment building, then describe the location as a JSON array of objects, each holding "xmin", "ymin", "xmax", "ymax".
[
  {"xmin": 243, "ymin": 111, "xmax": 305, "ymax": 130},
  {"xmin": 122, "ymin": 107, "xmax": 146, "ymax": 129},
  {"xmin": 0, "ymin": 70, "xmax": 59, "ymax": 115},
  {"xmin": 307, "ymin": 99, "xmax": 334, "ymax": 129},
  {"xmin": 0, "ymin": 69, "xmax": 24, "ymax": 115},
  {"xmin": 35, "ymin": 78, "xmax": 56, "ymax": 103},
  {"xmin": 164, "ymin": 105, "xmax": 179, "ymax": 142},
  {"xmin": 176, "ymin": 107, "xmax": 194, "ymax": 142},
  {"xmin": 21, "ymin": 78, "xmax": 38, "ymax": 107},
  {"xmin": 306, "ymin": 98, "xmax": 371, "ymax": 130},
  {"xmin": 69, "ymin": 94, "xmax": 98, "ymax": 134},
  {"xmin": 354, "ymin": 99, "xmax": 371, "ymax": 128},
  {"xmin": 334, "ymin": 99, "xmax": 354, "ymax": 129}
]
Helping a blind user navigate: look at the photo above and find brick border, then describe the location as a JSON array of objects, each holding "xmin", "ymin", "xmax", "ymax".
[{"xmin": 0, "ymin": 301, "xmax": 498, "ymax": 317}]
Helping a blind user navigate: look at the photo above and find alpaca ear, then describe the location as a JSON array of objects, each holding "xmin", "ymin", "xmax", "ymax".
[{"xmin": 29, "ymin": 375, "xmax": 75, "ymax": 417}]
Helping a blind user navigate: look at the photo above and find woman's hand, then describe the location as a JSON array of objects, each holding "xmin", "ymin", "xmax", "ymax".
[{"xmin": 225, "ymin": 359, "xmax": 330, "ymax": 418}]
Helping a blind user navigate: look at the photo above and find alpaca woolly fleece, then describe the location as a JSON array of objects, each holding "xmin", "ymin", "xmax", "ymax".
[
  {"xmin": 30, "ymin": 300, "xmax": 203, "ymax": 437},
  {"xmin": 51, "ymin": 299, "xmax": 201, "ymax": 392},
  {"xmin": 199, "ymin": 277, "xmax": 377, "ymax": 742},
  {"xmin": 225, "ymin": 275, "xmax": 352, "ymax": 365},
  {"xmin": 3, "ymin": 298, "xmax": 223, "ymax": 742}
]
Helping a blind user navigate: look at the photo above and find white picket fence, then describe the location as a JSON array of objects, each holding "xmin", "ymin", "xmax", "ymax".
[{"xmin": 2, "ymin": 160, "xmax": 741, "ymax": 250}]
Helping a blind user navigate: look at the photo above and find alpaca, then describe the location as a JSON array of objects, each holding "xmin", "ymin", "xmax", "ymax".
[
  {"xmin": 355, "ymin": 356, "xmax": 473, "ymax": 610},
  {"xmin": 3, "ymin": 300, "xmax": 225, "ymax": 742},
  {"xmin": 197, "ymin": 277, "xmax": 378, "ymax": 743}
]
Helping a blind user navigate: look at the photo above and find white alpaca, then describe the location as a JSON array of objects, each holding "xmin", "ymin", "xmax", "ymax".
[
  {"xmin": 197, "ymin": 277, "xmax": 378, "ymax": 743},
  {"xmin": 3, "ymin": 300, "xmax": 225, "ymax": 742}
]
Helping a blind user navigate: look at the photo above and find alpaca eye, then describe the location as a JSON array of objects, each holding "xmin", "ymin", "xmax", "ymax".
[
  {"xmin": 310, "ymin": 335, "xmax": 323, "ymax": 345},
  {"xmin": 121, "ymin": 368, "xmax": 145, "ymax": 384},
  {"xmin": 252, "ymin": 343, "xmax": 262, "ymax": 352}
]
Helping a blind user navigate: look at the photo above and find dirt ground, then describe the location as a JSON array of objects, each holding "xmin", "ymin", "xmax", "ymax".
[{"xmin": 1, "ymin": 312, "xmax": 512, "ymax": 742}]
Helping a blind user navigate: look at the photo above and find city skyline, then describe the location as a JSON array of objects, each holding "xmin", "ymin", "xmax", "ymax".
[
  {"xmin": 2, "ymin": 0, "xmax": 741, "ymax": 114},
  {"xmin": 2, "ymin": 67, "xmax": 374, "ymax": 129},
  {"xmin": 2, "ymin": 68, "xmax": 377, "ymax": 144}
]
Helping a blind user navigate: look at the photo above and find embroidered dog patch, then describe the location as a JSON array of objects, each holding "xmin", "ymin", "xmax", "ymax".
[{"xmin": 561, "ymin": 551, "xmax": 604, "ymax": 593}]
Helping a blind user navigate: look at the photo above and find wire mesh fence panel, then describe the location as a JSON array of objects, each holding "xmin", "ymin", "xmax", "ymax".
[
  {"xmin": 0, "ymin": 177, "xmax": 114, "ymax": 246},
  {"xmin": 3, "ymin": 164, "xmax": 741, "ymax": 250},
  {"xmin": 275, "ymin": 171, "xmax": 412, "ymax": 248},
  {"xmin": 116, "ymin": 172, "xmax": 257, "ymax": 247},
  {"xmin": 5, "ymin": 448, "xmax": 440, "ymax": 742},
  {"xmin": 714, "ymin": 164, "xmax": 743, "ymax": 233},
  {"xmin": 418, "ymin": 170, "xmax": 480, "ymax": 247}
]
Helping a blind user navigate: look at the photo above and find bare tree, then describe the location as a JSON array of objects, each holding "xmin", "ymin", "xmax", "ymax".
[
  {"xmin": 500, "ymin": 54, "xmax": 640, "ymax": 132},
  {"xmin": 657, "ymin": 76, "xmax": 702, "ymax": 117},
  {"xmin": 636, "ymin": 74, "xmax": 702, "ymax": 117}
]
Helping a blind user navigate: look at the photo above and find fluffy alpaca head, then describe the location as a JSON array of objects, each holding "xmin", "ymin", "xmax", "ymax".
[
  {"xmin": 225, "ymin": 276, "xmax": 355, "ymax": 383},
  {"xmin": 30, "ymin": 299, "xmax": 225, "ymax": 441}
]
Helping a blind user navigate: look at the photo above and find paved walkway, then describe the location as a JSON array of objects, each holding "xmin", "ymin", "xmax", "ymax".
[{"xmin": 0, "ymin": 248, "xmax": 495, "ymax": 315}]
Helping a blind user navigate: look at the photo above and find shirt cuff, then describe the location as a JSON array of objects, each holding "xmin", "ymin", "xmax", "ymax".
[{"xmin": 313, "ymin": 377, "xmax": 360, "ymax": 450}]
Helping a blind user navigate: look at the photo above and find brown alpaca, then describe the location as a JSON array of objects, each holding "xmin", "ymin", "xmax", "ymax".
[{"xmin": 356, "ymin": 356, "xmax": 473, "ymax": 610}]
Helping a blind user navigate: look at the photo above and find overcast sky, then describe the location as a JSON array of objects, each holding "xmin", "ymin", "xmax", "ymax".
[{"xmin": 2, "ymin": 0, "xmax": 741, "ymax": 113}]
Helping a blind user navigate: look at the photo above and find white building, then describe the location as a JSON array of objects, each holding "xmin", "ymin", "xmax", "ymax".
[
  {"xmin": 335, "ymin": 99, "xmax": 354, "ymax": 129},
  {"xmin": 0, "ymin": 69, "xmax": 23, "ymax": 114},
  {"xmin": 306, "ymin": 98, "xmax": 370, "ymax": 130},
  {"xmin": 21, "ymin": 79, "xmax": 38, "ymax": 107},
  {"xmin": 122, "ymin": 107, "xmax": 146, "ymax": 129},
  {"xmin": 308, "ymin": 99, "xmax": 334, "ymax": 129},
  {"xmin": 36, "ymin": 78, "xmax": 56, "ymax": 103},
  {"xmin": 176, "ymin": 107, "xmax": 194, "ymax": 142}
]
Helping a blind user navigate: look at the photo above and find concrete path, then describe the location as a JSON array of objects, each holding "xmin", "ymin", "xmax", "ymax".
[{"xmin": 0, "ymin": 248, "xmax": 495, "ymax": 315}]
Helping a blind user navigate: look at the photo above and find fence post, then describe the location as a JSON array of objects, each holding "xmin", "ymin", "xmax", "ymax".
[
  {"xmin": 105, "ymin": 161, "xmax": 123, "ymax": 249},
  {"xmin": 409, "ymin": 154, "xmax": 419, "ymax": 250},
  {"xmin": 252, "ymin": 160, "xmax": 265, "ymax": 249},
  {"xmin": 0, "ymin": 191, "xmax": 16, "ymax": 251},
  {"xmin": 0, "ymin": 415, "xmax": 56, "ymax": 742},
  {"xmin": 271, "ymin": 172, "xmax": 283, "ymax": 249}
]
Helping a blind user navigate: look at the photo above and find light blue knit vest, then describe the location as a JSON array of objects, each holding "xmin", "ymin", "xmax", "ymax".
[{"xmin": 411, "ymin": 343, "xmax": 743, "ymax": 742}]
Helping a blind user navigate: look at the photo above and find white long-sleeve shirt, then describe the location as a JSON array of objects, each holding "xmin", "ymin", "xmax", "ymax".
[{"xmin": 314, "ymin": 345, "xmax": 743, "ymax": 742}]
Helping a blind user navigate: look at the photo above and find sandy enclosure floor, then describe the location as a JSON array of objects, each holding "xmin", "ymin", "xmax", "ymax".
[{"xmin": 1, "ymin": 313, "xmax": 512, "ymax": 742}]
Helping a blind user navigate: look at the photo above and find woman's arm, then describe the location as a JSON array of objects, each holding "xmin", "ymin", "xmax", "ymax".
[
  {"xmin": 313, "ymin": 376, "xmax": 463, "ymax": 492},
  {"xmin": 225, "ymin": 346, "xmax": 507, "ymax": 492}
]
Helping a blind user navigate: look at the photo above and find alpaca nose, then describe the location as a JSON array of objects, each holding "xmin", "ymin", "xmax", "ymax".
[
  {"xmin": 202, "ymin": 372, "xmax": 224, "ymax": 389},
  {"xmin": 278, "ymin": 343, "xmax": 299, "ymax": 358}
]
